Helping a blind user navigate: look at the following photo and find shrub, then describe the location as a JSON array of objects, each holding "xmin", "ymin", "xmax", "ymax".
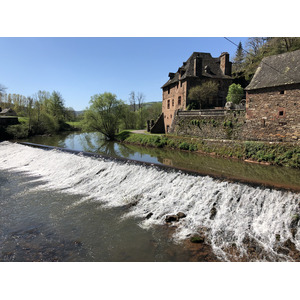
[
  {"xmin": 226, "ymin": 83, "xmax": 244, "ymax": 104},
  {"xmin": 179, "ymin": 142, "xmax": 190, "ymax": 150}
]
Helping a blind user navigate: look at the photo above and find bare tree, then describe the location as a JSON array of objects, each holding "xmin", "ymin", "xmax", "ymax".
[
  {"xmin": 136, "ymin": 92, "xmax": 145, "ymax": 110},
  {"xmin": 129, "ymin": 91, "xmax": 136, "ymax": 112},
  {"xmin": 0, "ymin": 84, "xmax": 7, "ymax": 108},
  {"xmin": 246, "ymin": 37, "xmax": 268, "ymax": 55}
]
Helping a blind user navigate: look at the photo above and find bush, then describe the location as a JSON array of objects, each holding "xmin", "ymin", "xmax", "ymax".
[
  {"xmin": 5, "ymin": 124, "xmax": 29, "ymax": 139},
  {"xmin": 226, "ymin": 83, "xmax": 244, "ymax": 104},
  {"xmin": 179, "ymin": 142, "xmax": 190, "ymax": 150}
]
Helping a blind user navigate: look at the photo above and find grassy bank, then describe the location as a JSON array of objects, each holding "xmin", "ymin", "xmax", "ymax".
[{"xmin": 116, "ymin": 131, "xmax": 300, "ymax": 168}]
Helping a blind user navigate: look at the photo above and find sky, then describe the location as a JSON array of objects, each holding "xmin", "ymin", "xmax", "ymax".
[{"xmin": 0, "ymin": 37, "xmax": 248, "ymax": 111}]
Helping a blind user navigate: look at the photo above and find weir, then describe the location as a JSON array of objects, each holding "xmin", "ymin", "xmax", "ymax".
[{"xmin": 0, "ymin": 141, "xmax": 300, "ymax": 261}]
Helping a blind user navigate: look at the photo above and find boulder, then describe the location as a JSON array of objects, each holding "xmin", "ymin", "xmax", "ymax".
[
  {"xmin": 165, "ymin": 215, "xmax": 179, "ymax": 223},
  {"xmin": 145, "ymin": 212, "xmax": 153, "ymax": 219},
  {"xmin": 177, "ymin": 212, "xmax": 186, "ymax": 219},
  {"xmin": 210, "ymin": 207, "xmax": 217, "ymax": 220}
]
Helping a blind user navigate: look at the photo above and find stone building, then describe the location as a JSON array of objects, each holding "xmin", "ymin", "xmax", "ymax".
[
  {"xmin": 0, "ymin": 108, "xmax": 17, "ymax": 116},
  {"xmin": 245, "ymin": 50, "xmax": 300, "ymax": 142},
  {"xmin": 161, "ymin": 52, "xmax": 233, "ymax": 132}
]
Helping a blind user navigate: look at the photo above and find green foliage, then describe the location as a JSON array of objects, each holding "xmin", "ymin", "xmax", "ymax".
[
  {"xmin": 1, "ymin": 89, "xmax": 74, "ymax": 139},
  {"xmin": 226, "ymin": 84, "xmax": 244, "ymax": 104},
  {"xmin": 244, "ymin": 141, "xmax": 300, "ymax": 167},
  {"xmin": 116, "ymin": 131, "xmax": 300, "ymax": 169},
  {"xmin": 5, "ymin": 123, "xmax": 29, "ymax": 139},
  {"xmin": 116, "ymin": 130, "xmax": 132, "ymax": 141},
  {"xmin": 232, "ymin": 41, "xmax": 245, "ymax": 73},
  {"xmin": 188, "ymin": 81, "xmax": 219, "ymax": 109},
  {"xmin": 179, "ymin": 142, "xmax": 190, "ymax": 150},
  {"xmin": 186, "ymin": 101, "xmax": 198, "ymax": 110},
  {"xmin": 234, "ymin": 37, "xmax": 300, "ymax": 82},
  {"xmin": 83, "ymin": 92, "xmax": 125, "ymax": 140}
]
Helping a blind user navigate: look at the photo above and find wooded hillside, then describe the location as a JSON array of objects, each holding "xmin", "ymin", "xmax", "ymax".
[{"xmin": 232, "ymin": 37, "xmax": 300, "ymax": 87}]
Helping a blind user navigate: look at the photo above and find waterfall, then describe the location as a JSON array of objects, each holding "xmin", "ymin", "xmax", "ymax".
[{"xmin": 0, "ymin": 141, "xmax": 299, "ymax": 261}]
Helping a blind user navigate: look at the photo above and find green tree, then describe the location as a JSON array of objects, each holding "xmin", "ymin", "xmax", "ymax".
[
  {"xmin": 83, "ymin": 92, "xmax": 125, "ymax": 140},
  {"xmin": 49, "ymin": 91, "xmax": 65, "ymax": 120},
  {"xmin": 232, "ymin": 41, "xmax": 245, "ymax": 73},
  {"xmin": 226, "ymin": 83, "xmax": 244, "ymax": 104},
  {"xmin": 188, "ymin": 81, "xmax": 219, "ymax": 109}
]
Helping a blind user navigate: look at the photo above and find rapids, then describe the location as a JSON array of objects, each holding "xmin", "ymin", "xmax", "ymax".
[{"xmin": 0, "ymin": 141, "xmax": 299, "ymax": 261}]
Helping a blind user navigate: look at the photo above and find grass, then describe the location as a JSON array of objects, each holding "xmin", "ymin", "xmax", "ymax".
[{"xmin": 65, "ymin": 121, "xmax": 82, "ymax": 131}]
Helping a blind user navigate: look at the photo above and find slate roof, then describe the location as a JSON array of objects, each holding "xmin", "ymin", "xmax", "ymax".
[
  {"xmin": 0, "ymin": 108, "xmax": 16, "ymax": 115},
  {"xmin": 245, "ymin": 49, "xmax": 300, "ymax": 91},
  {"xmin": 161, "ymin": 52, "xmax": 232, "ymax": 88}
]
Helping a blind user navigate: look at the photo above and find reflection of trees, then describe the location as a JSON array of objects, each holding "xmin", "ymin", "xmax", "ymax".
[
  {"xmin": 121, "ymin": 142, "xmax": 300, "ymax": 187},
  {"xmin": 76, "ymin": 132, "xmax": 119, "ymax": 158},
  {"xmin": 117, "ymin": 144, "xmax": 139, "ymax": 159}
]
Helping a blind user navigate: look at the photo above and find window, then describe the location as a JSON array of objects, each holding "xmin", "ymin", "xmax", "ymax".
[
  {"xmin": 279, "ymin": 90, "xmax": 285, "ymax": 94},
  {"xmin": 278, "ymin": 108, "xmax": 285, "ymax": 117},
  {"xmin": 167, "ymin": 100, "xmax": 170, "ymax": 109},
  {"xmin": 172, "ymin": 99, "xmax": 174, "ymax": 107},
  {"xmin": 168, "ymin": 87, "xmax": 170, "ymax": 94},
  {"xmin": 178, "ymin": 96, "xmax": 181, "ymax": 105}
]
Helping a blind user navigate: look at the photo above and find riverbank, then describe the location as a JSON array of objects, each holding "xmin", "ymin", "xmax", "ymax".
[
  {"xmin": 0, "ymin": 119, "xmax": 81, "ymax": 140},
  {"xmin": 116, "ymin": 130, "xmax": 300, "ymax": 169}
]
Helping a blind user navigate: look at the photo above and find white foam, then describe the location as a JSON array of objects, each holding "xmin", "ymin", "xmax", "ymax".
[{"xmin": 1, "ymin": 141, "xmax": 299, "ymax": 261}]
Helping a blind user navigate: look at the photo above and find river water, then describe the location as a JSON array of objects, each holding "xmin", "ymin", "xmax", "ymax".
[{"xmin": 0, "ymin": 132, "xmax": 300, "ymax": 261}]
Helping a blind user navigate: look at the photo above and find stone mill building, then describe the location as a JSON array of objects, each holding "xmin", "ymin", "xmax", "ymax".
[
  {"xmin": 160, "ymin": 52, "xmax": 233, "ymax": 133},
  {"xmin": 245, "ymin": 49, "xmax": 300, "ymax": 142}
]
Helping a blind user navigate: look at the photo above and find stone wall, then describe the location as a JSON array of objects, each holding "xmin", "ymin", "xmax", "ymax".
[
  {"xmin": 150, "ymin": 113, "xmax": 165, "ymax": 134},
  {"xmin": 171, "ymin": 110, "xmax": 246, "ymax": 140},
  {"xmin": 162, "ymin": 81, "xmax": 187, "ymax": 133},
  {"xmin": 0, "ymin": 117, "xmax": 19, "ymax": 126},
  {"xmin": 246, "ymin": 84, "xmax": 300, "ymax": 142}
]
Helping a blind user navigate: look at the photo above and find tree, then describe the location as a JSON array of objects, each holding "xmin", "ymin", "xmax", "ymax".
[
  {"xmin": 83, "ymin": 92, "xmax": 124, "ymax": 140},
  {"xmin": 246, "ymin": 37, "xmax": 267, "ymax": 55},
  {"xmin": 226, "ymin": 83, "xmax": 244, "ymax": 104},
  {"xmin": 129, "ymin": 91, "xmax": 136, "ymax": 112},
  {"xmin": 49, "ymin": 91, "xmax": 65, "ymax": 120},
  {"xmin": 232, "ymin": 41, "xmax": 245, "ymax": 73},
  {"xmin": 188, "ymin": 81, "xmax": 219, "ymax": 109}
]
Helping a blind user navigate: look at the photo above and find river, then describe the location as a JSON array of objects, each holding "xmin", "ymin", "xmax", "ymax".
[{"xmin": 0, "ymin": 132, "xmax": 299, "ymax": 261}]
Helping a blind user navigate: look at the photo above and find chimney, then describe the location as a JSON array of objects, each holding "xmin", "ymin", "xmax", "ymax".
[
  {"xmin": 194, "ymin": 55, "xmax": 202, "ymax": 77},
  {"xmin": 168, "ymin": 72, "xmax": 175, "ymax": 80},
  {"xmin": 220, "ymin": 52, "xmax": 232, "ymax": 76}
]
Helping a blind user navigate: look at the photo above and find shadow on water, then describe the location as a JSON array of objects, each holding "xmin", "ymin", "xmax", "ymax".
[{"xmin": 20, "ymin": 131, "xmax": 300, "ymax": 191}]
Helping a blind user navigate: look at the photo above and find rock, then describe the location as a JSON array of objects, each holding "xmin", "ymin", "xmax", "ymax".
[
  {"xmin": 210, "ymin": 207, "xmax": 217, "ymax": 220},
  {"xmin": 190, "ymin": 235, "xmax": 205, "ymax": 243},
  {"xmin": 290, "ymin": 214, "xmax": 300, "ymax": 228},
  {"xmin": 145, "ymin": 212, "xmax": 153, "ymax": 219},
  {"xmin": 74, "ymin": 240, "xmax": 82, "ymax": 247},
  {"xmin": 177, "ymin": 212, "xmax": 186, "ymax": 219},
  {"xmin": 165, "ymin": 215, "xmax": 179, "ymax": 223}
]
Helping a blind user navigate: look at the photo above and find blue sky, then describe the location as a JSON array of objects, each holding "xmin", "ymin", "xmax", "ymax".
[{"xmin": 0, "ymin": 37, "xmax": 248, "ymax": 110}]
